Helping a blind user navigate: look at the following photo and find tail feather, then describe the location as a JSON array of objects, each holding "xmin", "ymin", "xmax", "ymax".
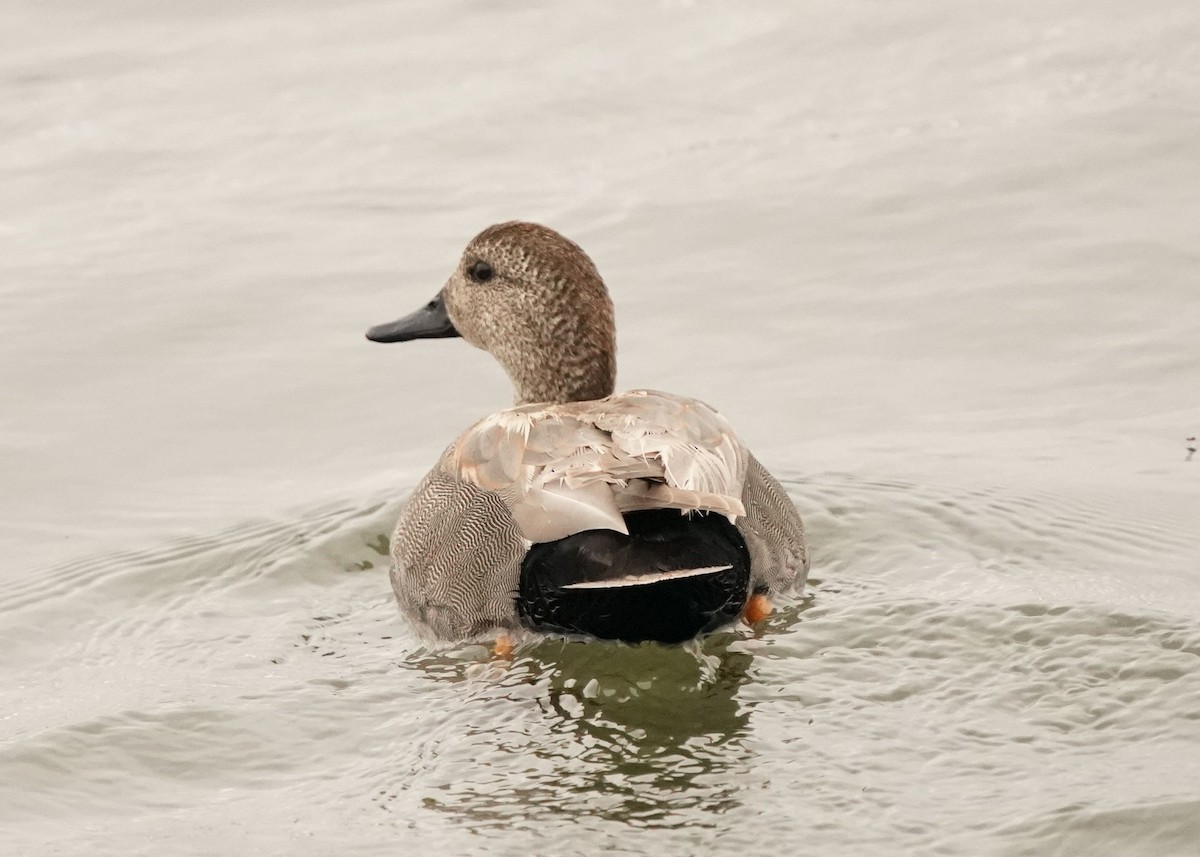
[{"xmin": 517, "ymin": 509, "xmax": 751, "ymax": 643}]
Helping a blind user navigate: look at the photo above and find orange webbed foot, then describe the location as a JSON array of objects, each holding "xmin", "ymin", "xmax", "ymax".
[
  {"xmin": 492, "ymin": 632, "xmax": 516, "ymax": 659},
  {"xmin": 744, "ymin": 593, "xmax": 773, "ymax": 625}
]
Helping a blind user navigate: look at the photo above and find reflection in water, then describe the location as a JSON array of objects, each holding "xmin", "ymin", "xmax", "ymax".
[{"xmin": 404, "ymin": 633, "xmax": 767, "ymax": 831}]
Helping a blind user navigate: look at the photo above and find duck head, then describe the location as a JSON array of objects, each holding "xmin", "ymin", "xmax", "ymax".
[{"xmin": 367, "ymin": 221, "xmax": 617, "ymax": 405}]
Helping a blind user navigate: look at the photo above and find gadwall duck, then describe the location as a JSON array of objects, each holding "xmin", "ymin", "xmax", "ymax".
[{"xmin": 367, "ymin": 222, "xmax": 808, "ymax": 644}]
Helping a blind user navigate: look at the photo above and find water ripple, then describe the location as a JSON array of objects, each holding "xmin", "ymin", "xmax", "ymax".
[{"xmin": 2, "ymin": 473, "xmax": 1198, "ymax": 856}]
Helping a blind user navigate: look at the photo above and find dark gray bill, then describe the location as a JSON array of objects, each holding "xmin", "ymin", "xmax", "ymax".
[{"xmin": 365, "ymin": 291, "xmax": 460, "ymax": 343}]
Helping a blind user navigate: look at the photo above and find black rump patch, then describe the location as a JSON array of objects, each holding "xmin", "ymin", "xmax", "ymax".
[{"xmin": 517, "ymin": 509, "xmax": 751, "ymax": 644}]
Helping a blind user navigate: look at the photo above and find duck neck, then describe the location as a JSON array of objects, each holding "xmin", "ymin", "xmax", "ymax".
[
  {"xmin": 501, "ymin": 329, "xmax": 616, "ymax": 405},
  {"xmin": 478, "ymin": 264, "xmax": 619, "ymax": 405}
]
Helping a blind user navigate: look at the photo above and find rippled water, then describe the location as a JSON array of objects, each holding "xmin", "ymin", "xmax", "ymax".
[{"xmin": 3, "ymin": 1, "xmax": 1199, "ymax": 855}]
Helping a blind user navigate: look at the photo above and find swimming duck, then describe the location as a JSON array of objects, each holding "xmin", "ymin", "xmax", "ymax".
[{"xmin": 367, "ymin": 222, "xmax": 808, "ymax": 644}]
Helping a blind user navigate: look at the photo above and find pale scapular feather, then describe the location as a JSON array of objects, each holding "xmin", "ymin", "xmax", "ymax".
[
  {"xmin": 453, "ymin": 390, "xmax": 748, "ymax": 543},
  {"xmin": 509, "ymin": 480, "xmax": 629, "ymax": 543}
]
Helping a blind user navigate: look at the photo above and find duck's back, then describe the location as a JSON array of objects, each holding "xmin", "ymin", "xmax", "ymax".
[{"xmin": 389, "ymin": 390, "xmax": 807, "ymax": 640}]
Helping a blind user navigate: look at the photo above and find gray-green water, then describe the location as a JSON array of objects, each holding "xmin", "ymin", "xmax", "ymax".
[{"xmin": 3, "ymin": 1, "xmax": 1199, "ymax": 854}]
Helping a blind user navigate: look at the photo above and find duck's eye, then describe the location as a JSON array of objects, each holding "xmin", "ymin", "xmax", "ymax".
[{"xmin": 468, "ymin": 260, "xmax": 494, "ymax": 282}]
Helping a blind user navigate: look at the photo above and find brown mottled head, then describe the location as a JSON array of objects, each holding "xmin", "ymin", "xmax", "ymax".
[{"xmin": 368, "ymin": 222, "xmax": 617, "ymax": 405}]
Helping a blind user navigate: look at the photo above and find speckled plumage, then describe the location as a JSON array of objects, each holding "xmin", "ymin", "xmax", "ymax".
[
  {"xmin": 445, "ymin": 222, "xmax": 616, "ymax": 406},
  {"xmin": 371, "ymin": 221, "xmax": 808, "ymax": 640}
]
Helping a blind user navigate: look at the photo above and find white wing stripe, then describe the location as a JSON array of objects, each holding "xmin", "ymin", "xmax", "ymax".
[{"xmin": 561, "ymin": 565, "xmax": 734, "ymax": 590}]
